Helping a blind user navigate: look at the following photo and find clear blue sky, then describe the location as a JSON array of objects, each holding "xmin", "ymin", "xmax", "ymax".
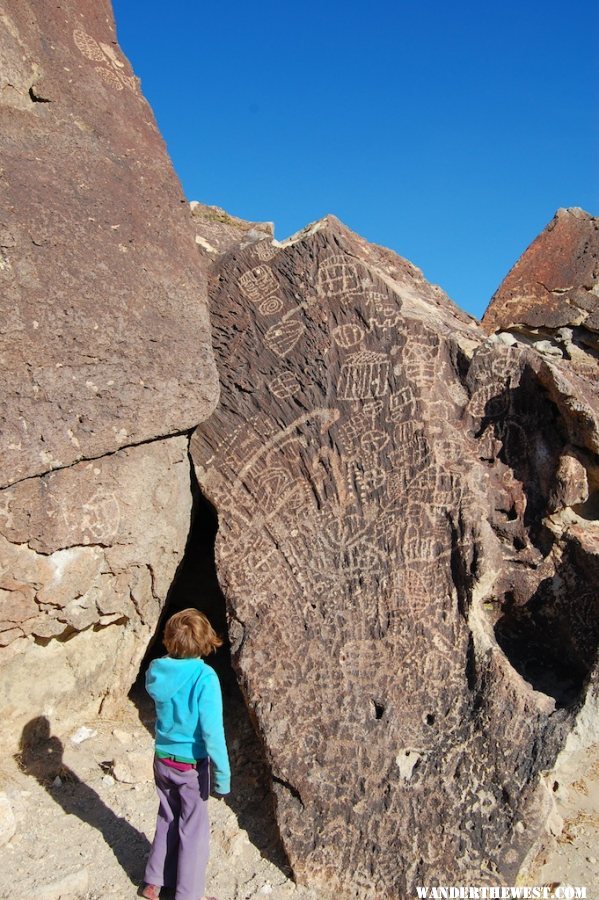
[{"xmin": 113, "ymin": 0, "xmax": 598, "ymax": 319}]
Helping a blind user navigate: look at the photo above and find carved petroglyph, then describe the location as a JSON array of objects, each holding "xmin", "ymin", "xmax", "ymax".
[
  {"xmin": 348, "ymin": 460, "xmax": 388, "ymax": 504},
  {"xmin": 73, "ymin": 29, "xmax": 105, "ymax": 61},
  {"xmin": 73, "ymin": 29, "xmax": 137, "ymax": 91},
  {"xmin": 61, "ymin": 490, "xmax": 121, "ymax": 544},
  {"xmin": 365, "ymin": 290, "xmax": 402, "ymax": 330},
  {"xmin": 264, "ymin": 316, "xmax": 305, "ymax": 358},
  {"xmin": 316, "ymin": 255, "xmax": 363, "ymax": 299},
  {"xmin": 268, "ymin": 372, "xmax": 301, "ymax": 400},
  {"xmin": 259, "ymin": 294, "xmax": 284, "ymax": 315},
  {"xmin": 96, "ymin": 67, "xmax": 124, "ymax": 90},
  {"xmin": 239, "ymin": 264, "xmax": 279, "ymax": 302},
  {"xmin": 337, "ymin": 351, "xmax": 390, "ymax": 400},
  {"xmin": 332, "ymin": 323, "xmax": 365, "ymax": 349},
  {"xmin": 254, "ymin": 240, "xmax": 278, "ymax": 262},
  {"xmin": 389, "ymin": 385, "xmax": 418, "ymax": 422}
]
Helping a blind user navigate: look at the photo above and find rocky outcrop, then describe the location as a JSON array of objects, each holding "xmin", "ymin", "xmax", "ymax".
[
  {"xmin": 191, "ymin": 213, "xmax": 599, "ymax": 896},
  {"xmin": 483, "ymin": 208, "xmax": 599, "ymax": 363},
  {"xmin": 0, "ymin": 1, "xmax": 217, "ymax": 741},
  {"xmin": 191, "ymin": 201, "xmax": 274, "ymax": 259},
  {"xmin": 0, "ymin": 0, "xmax": 218, "ymax": 488}
]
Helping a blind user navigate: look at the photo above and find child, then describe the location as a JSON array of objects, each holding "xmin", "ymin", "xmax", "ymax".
[{"xmin": 141, "ymin": 608, "xmax": 231, "ymax": 900}]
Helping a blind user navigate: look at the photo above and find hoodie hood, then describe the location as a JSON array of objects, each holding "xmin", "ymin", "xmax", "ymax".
[{"xmin": 145, "ymin": 657, "xmax": 205, "ymax": 703}]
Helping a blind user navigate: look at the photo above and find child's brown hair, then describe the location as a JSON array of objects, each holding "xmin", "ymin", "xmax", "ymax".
[{"xmin": 163, "ymin": 608, "xmax": 223, "ymax": 659}]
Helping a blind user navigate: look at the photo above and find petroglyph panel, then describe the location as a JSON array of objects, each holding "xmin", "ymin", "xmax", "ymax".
[
  {"xmin": 74, "ymin": 29, "xmax": 138, "ymax": 91},
  {"xmin": 337, "ymin": 351, "xmax": 390, "ymax": 400},
  {"xmin": 190, "ymin": 214, "xmax": 594, "ymax": 898}
]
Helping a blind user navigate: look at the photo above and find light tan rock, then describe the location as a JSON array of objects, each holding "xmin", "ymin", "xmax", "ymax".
[
  {"xmin": 0, "ymin": 436, "xmax": 192, "ymax": 747},
  {"xmin": 0, "ymin": 794, "xmax": 16, "ymax": 847},
  {"xmin": 112, "ymin": 750, "xmax": 155, "ymax": 784}
]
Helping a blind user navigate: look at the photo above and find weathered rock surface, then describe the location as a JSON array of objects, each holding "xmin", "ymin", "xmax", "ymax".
[
  {"xmin": 191, "ymin": 201, "xmax": 274, "ymax": 259},
  {"xmin": 191, "ymin": 214, "xmax": 599, "ymax": 896},
  {"xmin": 0, "ymin": 0, "xmax": 218, "ymax": 488},
  {"xmin": 483, "ymin": 208, "xmax": 599, "ymax": 359},
  {"xmin": 0, "ymin": 436, "xmax": 192, "ymax": 742},
  {"xmin": 0, "ymin": 1, "xmax": 218, "ymax": 747}
]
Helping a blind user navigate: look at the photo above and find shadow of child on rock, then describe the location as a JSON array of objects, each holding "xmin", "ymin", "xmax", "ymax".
[{"xmin": 17, "ymin": 716, "xmax": 151, "ymax": 887}]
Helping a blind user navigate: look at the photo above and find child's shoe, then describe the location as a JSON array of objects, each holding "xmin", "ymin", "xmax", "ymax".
[{"xmin": 139, "ymin": 885, "xmax": 160, "ymax": 900}]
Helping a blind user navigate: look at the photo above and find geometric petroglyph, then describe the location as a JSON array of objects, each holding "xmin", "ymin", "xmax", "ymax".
[
  {"xmin": 402, "ymin": 338, "xmax": 440, "ymax": 388},
  {"xmin": 337, "ymin": 407, "xmax": 389, "ymax": 456},
  {"xmin": 74, "ymin": 29, "xmax": 137, "ymax": 91},
  {"xmin": 239, "ymin": 265, "xmax": 279, "ymax": 303},
  {"xmin": 337, "ymin": 351, "xmax": 390, "ymax": 400},
  {"xmin": 264, "ymin": 317, "xmax": 306, "ymax": 358},
  {"xmin": 61, "ymin": 490, "xmax": 121, "ymax": 543},
  {"xmin": 73, "ymin": 28, "xmax": 105, "ymax": 61},
  {"xmin": 365, "ymin": 290, "xmax": 402, "ymax": 330},
  {"xmin": 268, "ymin": 372, "xmax": 301, "ymax": 400},
  {"xmin": 360, "ymin": 428, "xmax": 390, "ymax": 454},
  {"xmin": 254, "ymin": 241, "xmax": 278, "ymax": 262},
  {"xmin": 259, "ymin": 294, "xmax": 284, "ymax": 315},
  {"xmin": 96, "ymin": 66, "xmax": 124, "ymax": 90},
  {"xmin": 317, "ymin": 255, "xmax": 363, "ymax": 299},
  {"xmin": 349, "ymin": 460, "xmax": 388, "ymax": 504},
  {"xmin": 389, "ymin": 385, "xmax": 417, "ymax": 422},
  {"xmin": 331, "ymin": 323, "xmax": 365, "ymax": 349}
]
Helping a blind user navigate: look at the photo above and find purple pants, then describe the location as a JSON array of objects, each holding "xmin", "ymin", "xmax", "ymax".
[{"xmin": 145, "ymin": 756, "xmax": 210, "ymax": 900}]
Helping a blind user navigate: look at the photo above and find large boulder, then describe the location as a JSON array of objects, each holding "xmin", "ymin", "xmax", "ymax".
[
  {"xmin": 0, "ymin": 0, "xmax": 218, "ymax": 488},
  {"xmin": 191, "ymin": 214, "xmax": 598, "ymax": 896},
  {"xmin": 0, "ymin": 0, "xmax": 217, "ymax": 742}
]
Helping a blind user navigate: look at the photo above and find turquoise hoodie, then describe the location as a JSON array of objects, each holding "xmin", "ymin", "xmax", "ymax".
[{"xmin": 145, "ymin": 656, "xmax": 231, "ymax": 794}]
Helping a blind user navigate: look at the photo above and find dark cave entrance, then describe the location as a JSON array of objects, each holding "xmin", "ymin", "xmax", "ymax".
[
  {"xmin": 130, "ymin": 461, "xmax": 291, "ymax": 876},
  {"xmin": 494, "ymin": 565, "xmax": 599, "ymax": 710}
]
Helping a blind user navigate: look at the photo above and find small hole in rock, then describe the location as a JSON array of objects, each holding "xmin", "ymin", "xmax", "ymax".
[{"xmin": 371, "ymin": 700, "xmax": 385, "ymax": 720}]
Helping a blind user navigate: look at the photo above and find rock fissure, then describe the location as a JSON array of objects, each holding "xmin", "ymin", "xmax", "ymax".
[{"xmin": 1, "ymin": 426, "xmax": 196, "ymax": 492}]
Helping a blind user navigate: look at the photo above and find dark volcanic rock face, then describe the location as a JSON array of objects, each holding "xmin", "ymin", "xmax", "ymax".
[
  {"xmin": 0, "ymin": 0, "xmax": 218, "ymax": 487},
  {"xmin": 191, "ymin": 215, "xmax": 598, "ymax": 896}
]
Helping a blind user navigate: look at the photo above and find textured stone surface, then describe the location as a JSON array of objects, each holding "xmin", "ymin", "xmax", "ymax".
[
  {"xmin": 0, "ymin": 436, "xmax": 192, "ymax": 743},
  {"xmin": 0, "ymin": 0, "xmax": 218, "ymax": 488},
  {"xmin": 483, "ymin": 208, "xmax": 599, "ymax": 348},
  {"xmin": 191, "ymin": 214, "xmax": 599, "ymax": 896},
  {"xmin": 191, "ymin": 201, "xmax": 274, "ymax": 259},
  {"xmin": 0, "ymin": 794, "xmax": 16, "ymax": 847}
]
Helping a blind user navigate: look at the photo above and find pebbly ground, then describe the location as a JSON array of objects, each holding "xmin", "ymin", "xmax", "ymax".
[
  {"xmin": 0, "ymin": 679, "xmax": 597, "ymax": 900},
  {"xmin": 0, "ymin": 679, "xmax": 321, "ymax": 900}
]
